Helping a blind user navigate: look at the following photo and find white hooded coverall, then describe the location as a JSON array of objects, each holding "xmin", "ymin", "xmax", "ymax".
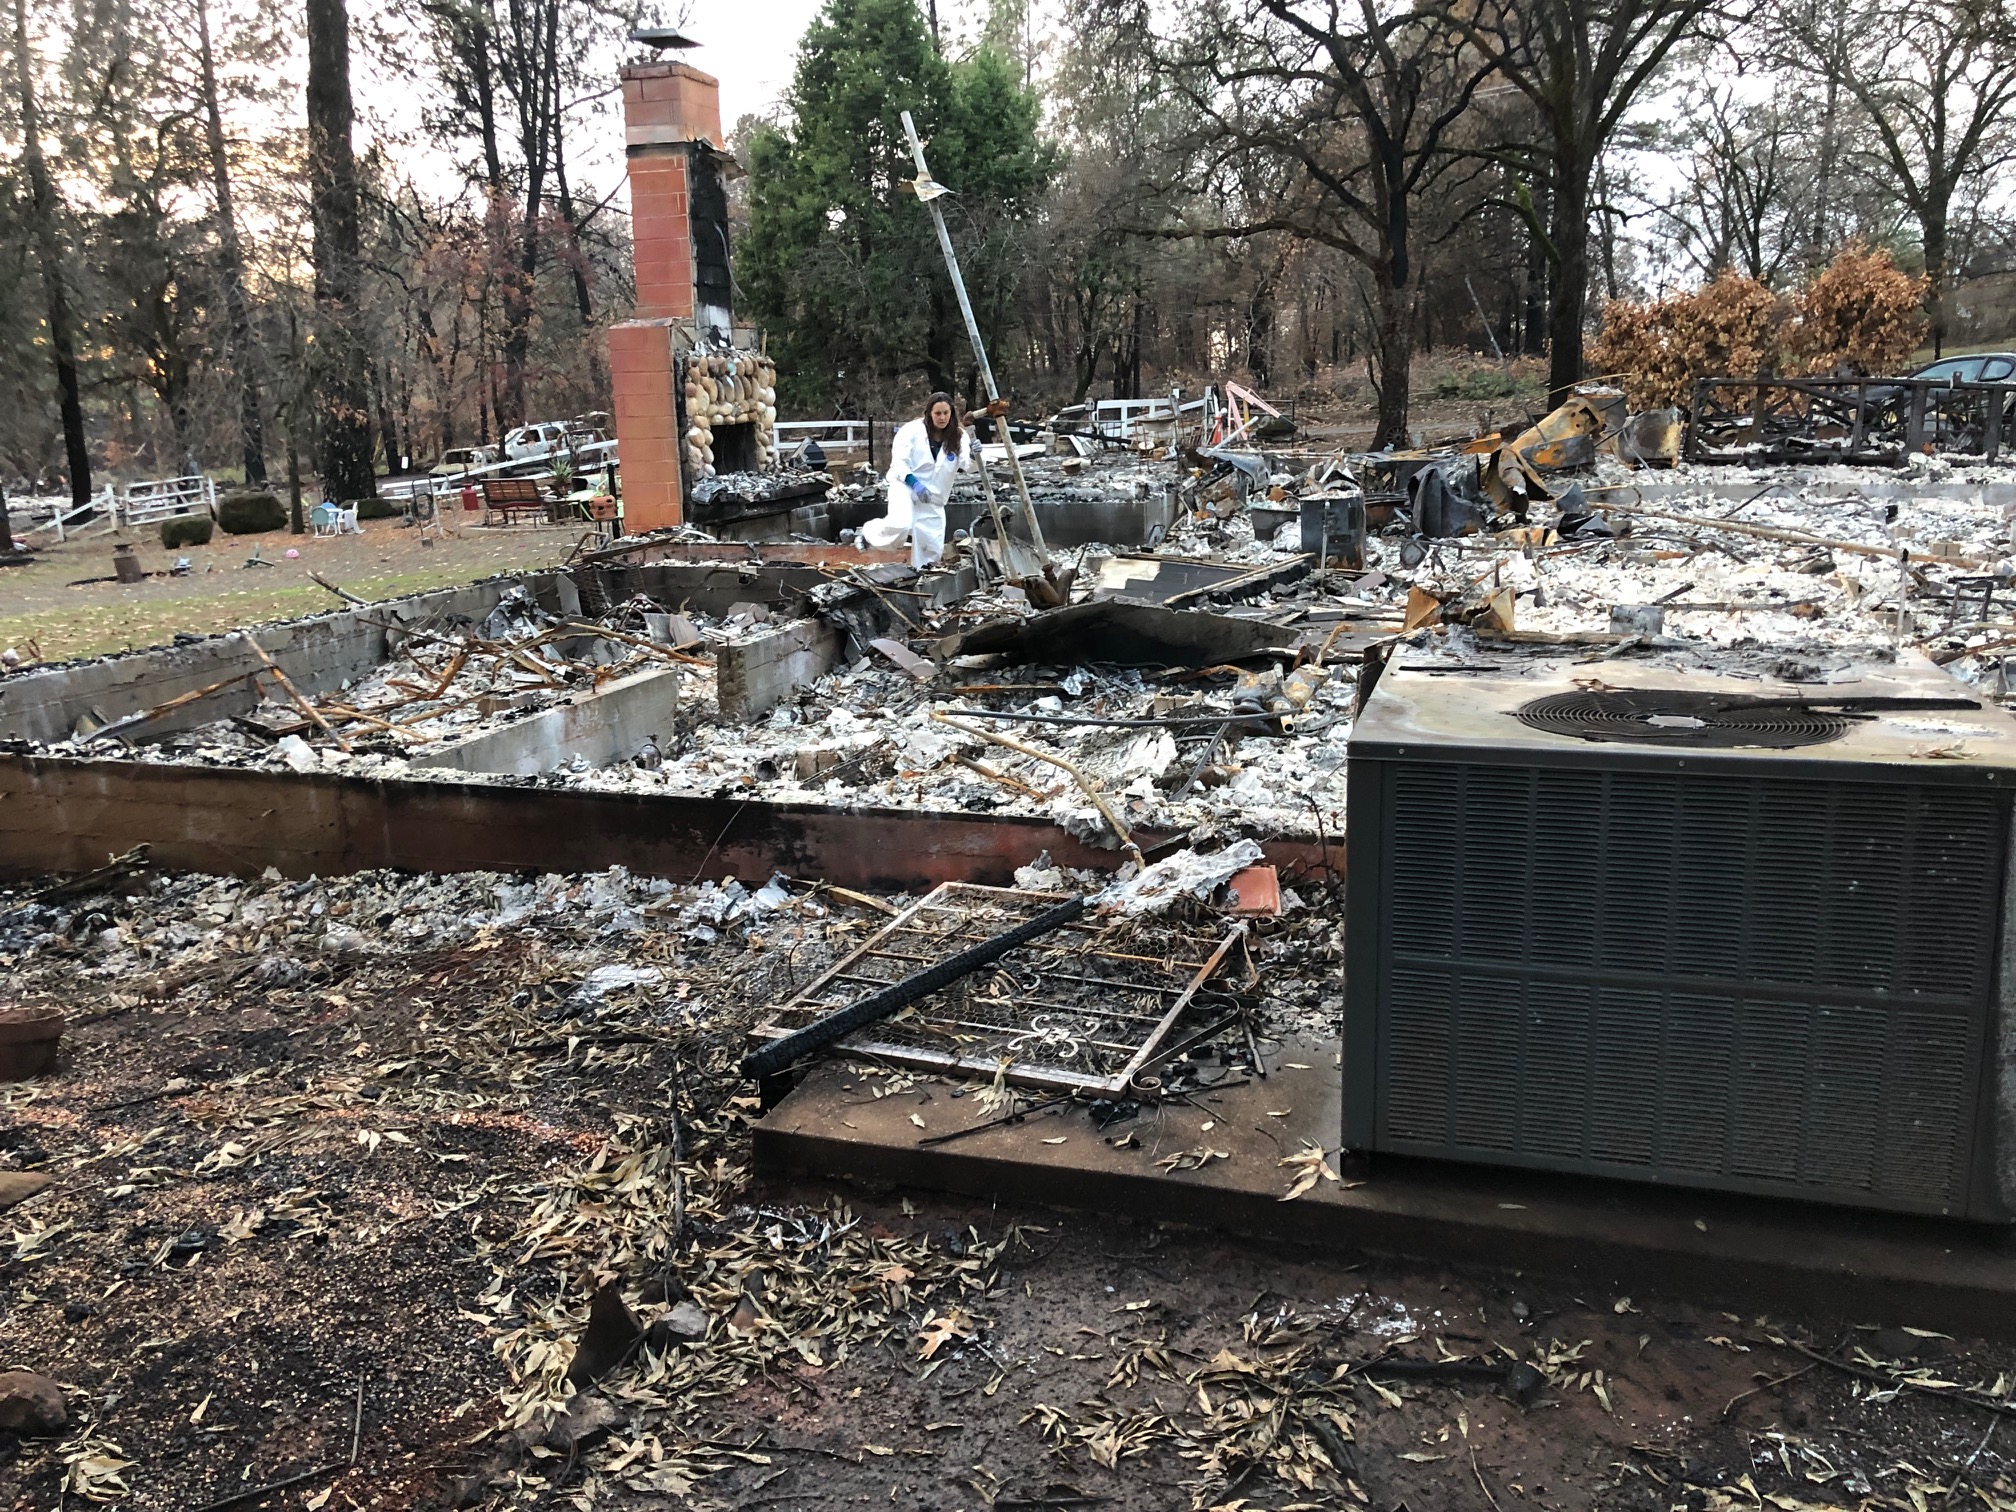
[{"xmin": 864, "ymin": 419, "xmax": 971, "ymax": 567}]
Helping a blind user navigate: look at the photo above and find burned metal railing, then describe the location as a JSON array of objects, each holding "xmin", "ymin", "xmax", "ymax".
[
  {"xmin": 1687, "ymin": 376, "xmax": 2016, "ymax": 465},
  {"xmin": 749, "ymin": 882, "xmax": 1246, "ymax": 1096}
]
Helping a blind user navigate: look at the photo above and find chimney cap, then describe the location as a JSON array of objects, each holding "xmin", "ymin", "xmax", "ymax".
[{"xmin": 632, "ymin": 26, "xmax": 700, "ymax": 49}]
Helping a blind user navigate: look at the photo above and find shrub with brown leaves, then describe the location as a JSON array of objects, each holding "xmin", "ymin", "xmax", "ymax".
[
  {"xmin": 1787, "ymin": 244, "xmax": 1928, "ymax": 376},
  {"xmin": 1590, "ymin": 246, "xmax": 1929, "ymax": 408},
  {"xmin": 1590, "ymin": 271, "xmax": 1786, "ymax": 409}
]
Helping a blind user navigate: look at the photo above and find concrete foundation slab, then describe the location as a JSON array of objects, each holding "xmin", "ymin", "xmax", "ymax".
[
  {"xmin": 0, "ymin": 576, "xmax": 546, "ymax": 746},
  {"xmin": 0, "ymin": 753, "xmax": 1333, "ymax": 889},
  {"xmin": 716, "ymin": 618, "xmax": 847, "ymax": 721},
  {"xmin": 411, "ymin": 665, "xmax": 683, "ymax": 775},
  {"xmin": 755, "ymin": 1044, "xmax": 2016, "ymax": 1336}
]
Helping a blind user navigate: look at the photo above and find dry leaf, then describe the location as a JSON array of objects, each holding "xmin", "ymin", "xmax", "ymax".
[
  {"xmin": 1155, "ymin": 1146, "xmax": 1229, "ymax": 1173},
  {"xmin": 1278, "ymin": 1141, "xmax": 1340, "ymax": 1201},
  {"xmin": 916, "ymin": 1306, "xmax": 977, "ymax": 1360}
]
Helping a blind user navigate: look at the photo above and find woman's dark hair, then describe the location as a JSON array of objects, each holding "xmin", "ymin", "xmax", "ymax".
[{"xmin": 922, "ymin": 391, "xmax": 961, "ymax": 458}]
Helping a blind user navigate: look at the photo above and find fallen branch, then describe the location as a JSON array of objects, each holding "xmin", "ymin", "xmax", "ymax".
[
  {"xmin": 1933, "ymin": 633, "xmax": 2016, "ymax": 666},
  {"xmin": 951, "ymin": 753, "xmax": 1053, "ymax": 801},
  {"xmin": 1722, "ymin": 1363, "xmax": 1815, "ymax": 1420},
  {"xmin": 319, "ymin": 704, "xmax": 412, "ymax": 737},
  {"xmin": 241, "ymin": 633, "xmax": 350, "ymax": 752},
  {"xmin": 1468, "ymin": 1436, "xmax": 1504, "ymax": 1512},
  {"xmin": 86, "ymin": 671, "xmax": 258, "ymax": 744},
  {"xmin": 1781, "ymin": 1339, "xmax": 2016, "ymax": 1420},
  {"xmin": 309, "ymin": 572, "xmax": 365, "ymax": 605},
  {"xmin": 820, "ymin": 885, "xmax": 901, "ymax": 917},
  {"xmin": 1606, "ymin": 499, "xmax": 1987, "ymax": 569},
  {"xmin": 34, "ymin": 846, "xmax": 152, "ymax": 903},
  {"xmin": 183, "ymin": 1463, "xmax": 335, "ymax": 1512},
  {"xmin": 931, "ymin": 711, "xmax": 1143, "ymax": 865},
  {"xmin": 916, "ymin": 1096, "xmax": 1070, "ymax": 1147},
  {"xmin": 559, "ymin": 621, "xmax": 711, "ymax": 666},
  {"xmin": 186, "ymin": 1375, "xmax": 362, "ymax": 1512}
]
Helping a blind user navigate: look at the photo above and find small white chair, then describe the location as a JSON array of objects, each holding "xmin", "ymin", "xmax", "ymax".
[{"xmin": 336, "ymin": 503, "xmax": 361, "ymax": 535}]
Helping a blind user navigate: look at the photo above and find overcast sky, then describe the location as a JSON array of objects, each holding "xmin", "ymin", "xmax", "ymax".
[{"xmin": 684, "ymin": 0, "xmax": 830, "ymax": 128}]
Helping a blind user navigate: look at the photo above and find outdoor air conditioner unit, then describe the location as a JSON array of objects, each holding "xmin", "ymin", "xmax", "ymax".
[{"xmin": 1343, "ymin": 650, "xmax": 2016, "ymax": 1219}]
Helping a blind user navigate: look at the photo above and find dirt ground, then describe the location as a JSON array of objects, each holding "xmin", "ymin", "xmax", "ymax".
[
  {"xmin": 0, "ymin": 513, "xmax": 585, "ymax": 665},
  {"xmin": 4, "ymin": 864, "xmax": 2016, "ymax": 1512}
]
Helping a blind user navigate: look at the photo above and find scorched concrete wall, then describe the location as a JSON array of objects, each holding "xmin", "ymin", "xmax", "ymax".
[{"xmin": 0, "ymin": 576, "xmax": 554, "ymax": 747}]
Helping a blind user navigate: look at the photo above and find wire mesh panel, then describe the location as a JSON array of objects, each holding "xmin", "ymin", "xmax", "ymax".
[{"xmin": 753, "ymin": 883, "xmax": 1245, "ymax": 1094}]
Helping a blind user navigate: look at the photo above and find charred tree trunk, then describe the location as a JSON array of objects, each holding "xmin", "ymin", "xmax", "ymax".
[
  {"xmin": 1545, "ymin": 163, "xmax": 1592, "ymax": 405},
  {"xmin": 552, "ymin": 134, "xmax": 604, "ymax": 398},
  {"xmin": 13, "ymin": 0, "xmax": 91, "ymax": 508},
  {"xmin": 196, "ymin": 0, "xmax": 266, "ymax": 485},
  {"xmin": 1371, "ymin": 269, "xmax": 1412, "ymax": 449},
  {"xmin": 372, "ymin": 362, "xmax": 402, "ymax": 471},
  {"xmin": 1924, "ymin": 213, "xmax": 1950, "ymax": 359},
  {"xmin": 306, "ymin": 0, "xmax": 377, "ymax": 501},
  {"xmin": 1245, "ymin": 279, "xmax": 1274, "ymax": 388}
]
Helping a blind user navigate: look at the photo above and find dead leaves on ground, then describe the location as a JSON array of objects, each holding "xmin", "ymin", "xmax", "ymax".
[{"xmin": 1278, "ymin": 1141, "xmax": 1340, "ymax": 1201}]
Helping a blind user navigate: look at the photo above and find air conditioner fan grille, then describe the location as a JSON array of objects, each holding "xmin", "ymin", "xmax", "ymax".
[{"xmin": 1516, "ymin": 689, "xmax": 1851, "ymax": 749}]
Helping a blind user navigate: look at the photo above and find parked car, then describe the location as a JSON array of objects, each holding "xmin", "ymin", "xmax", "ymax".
[
  {"xmin": 431, "ymin": 445, "xmax": 497, "ymax": 477},
  {"xmin": 504, "ymin": 422, "xmax": 572, "ymax": 461},
  {"xmin": 1911, "ymin": 352, "xmax": 2016, "ymax": 384},
  {"xmin": 1850, "ymin": 352, "xmax": 2016, "ymax": 453},
  {"xmin": 1856, "ymin": 352, "xmax": 2016, "ymax": 414}
]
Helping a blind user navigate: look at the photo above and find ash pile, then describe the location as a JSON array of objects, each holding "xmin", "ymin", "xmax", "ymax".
[
  {"xmin": 34, "ymin": 583, "xmax": 719, "ymax": 778},
  {"xmin": 15, "ymin": 390, "xmax": 2016, "ymax": 862}
]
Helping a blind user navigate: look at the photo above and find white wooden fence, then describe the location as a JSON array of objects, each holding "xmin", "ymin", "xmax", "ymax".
[
  {"xmin": 23, "ymin": 475, "xmax": 218, "ymax": 542},
  {"xmin": 121, "ymin": 475, "xmax": 217, "ymax": 528}
]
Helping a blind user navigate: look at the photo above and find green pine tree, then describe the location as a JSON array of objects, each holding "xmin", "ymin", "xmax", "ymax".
[{"xmin": 742, "ymin": 0, "xmax": 1053, "ymax": 413}]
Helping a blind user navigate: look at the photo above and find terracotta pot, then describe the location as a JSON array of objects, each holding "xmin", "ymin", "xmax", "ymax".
[{"xmin": 0, "ymin": 1008, "xmax": 63, "ymax": 1080}]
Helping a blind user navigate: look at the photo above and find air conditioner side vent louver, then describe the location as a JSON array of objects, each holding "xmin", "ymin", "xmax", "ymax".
[{"xmin": 1363, "ymin": 757, "xmax": 2005, "ymax": 1215}]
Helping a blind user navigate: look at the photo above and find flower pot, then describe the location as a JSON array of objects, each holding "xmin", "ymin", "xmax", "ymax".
[{"xmin": 0, "ymin": 1008, "xmax": 63, "ymax": 1080}]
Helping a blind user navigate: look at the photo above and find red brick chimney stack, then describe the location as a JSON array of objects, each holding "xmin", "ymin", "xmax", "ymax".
[{"xmin": 607, "ymin": 58, "xmax": 722, "ymax": 532}]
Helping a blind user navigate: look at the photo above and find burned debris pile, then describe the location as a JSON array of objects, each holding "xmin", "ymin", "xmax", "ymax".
[
  {"xmin": 13, "ymin": 374, "xmax": 2016, "ymax": 1510},
  {"xmin": 9, "ymin": 846, "xmax": 2016, "ymax": 1509}
]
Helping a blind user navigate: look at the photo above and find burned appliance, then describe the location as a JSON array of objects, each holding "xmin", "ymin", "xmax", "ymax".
[
  {"xmin": 750, "ymin": 883, "xmax": 1244, "ymax": 1096},
  {"xmin": 1344, "ymin": 653, "xmax": 2016, "ymax": 1218}
]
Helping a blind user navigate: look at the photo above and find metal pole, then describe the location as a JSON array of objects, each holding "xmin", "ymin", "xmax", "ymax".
[{"xmin": 899, "ymin": 110, "xmax": 1053, "ymax": 568}]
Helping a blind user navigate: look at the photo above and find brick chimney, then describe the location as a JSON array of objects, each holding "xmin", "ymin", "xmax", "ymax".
[{"xmin": 607, "ymin": 58, "xmax": 723, "ymax": 532}]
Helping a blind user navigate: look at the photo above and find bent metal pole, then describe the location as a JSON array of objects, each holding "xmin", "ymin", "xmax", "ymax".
[{"xmin": 898, "ymin": 109, "xmax": 1053, "ymax": 568}]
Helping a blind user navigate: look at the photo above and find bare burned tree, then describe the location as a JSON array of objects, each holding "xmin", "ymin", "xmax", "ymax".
[
  {"xmin": 409, "ymin": 0, "xmax": 641, "ymax": 427},
  {"xmin": 193, "ymin": 0, "xmax": 268, "ymax": 484},
  {"xmin": 1075, "ymin": 0, "xmax": 1497, "ymax": 446},
  {"xmin": 1435, "ymin": 0, "xmax": 1745, "ymax": 404},
  {"xmin": 306, "ymin": 0, "xmax": 377, "ymax": 501},
  {"xmin": 1642, "ymin": 83, "xmax": 1814, "ymax": 287},
  {"xmin": 11, "ymin": 0, "xmax": 93, "ymax": 507},
  {"xmin": 1778, "ymin": 0, "xmax": 2016, "ymax": 357}
]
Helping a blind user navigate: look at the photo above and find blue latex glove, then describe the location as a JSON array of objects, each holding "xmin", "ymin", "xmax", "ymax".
[{"xmin": 905, "ymin": 473, "xmax": 930, "ymax": 503}]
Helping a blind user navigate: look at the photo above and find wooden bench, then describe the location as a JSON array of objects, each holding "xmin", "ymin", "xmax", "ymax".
[{"xmin": 480, "ymin": 477, "xmax": 551, "ymax": 525}]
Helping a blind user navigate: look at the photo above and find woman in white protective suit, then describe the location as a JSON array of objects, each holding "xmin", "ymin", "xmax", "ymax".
[{"xmin": 863, "ymin": 392, "xmax": 1004, "ymax": 567}]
